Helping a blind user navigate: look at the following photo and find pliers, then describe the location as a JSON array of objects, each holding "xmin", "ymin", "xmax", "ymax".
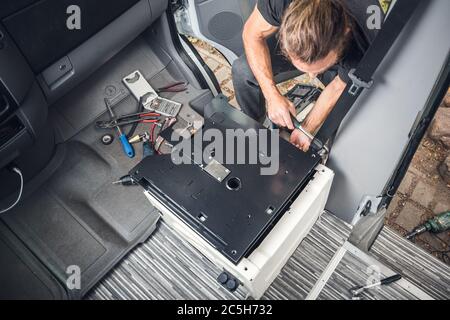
[{"xmin": 96, "ymin": 112, "xmax": 161, "ymax": 129}]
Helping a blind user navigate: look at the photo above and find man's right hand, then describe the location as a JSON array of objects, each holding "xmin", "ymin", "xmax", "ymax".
[{"xmin": 266, "ymin": 94, "xmax": 296, "ymax": 130}]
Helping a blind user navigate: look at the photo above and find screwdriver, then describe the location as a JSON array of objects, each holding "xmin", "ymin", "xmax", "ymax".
[
  {"xmin": 349, "ymin": 274, "xmax": 402, "ymax": 298},
  {"xmin": 104, "ymin": 99, "xmax": 135, "ymax": 158},
  {"xmin": 290, "ymin": 115, "xmax": 326, "ymax": 152}
]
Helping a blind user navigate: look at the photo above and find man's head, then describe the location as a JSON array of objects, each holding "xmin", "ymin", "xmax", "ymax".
[{"xmin": 278, "ymin": 0, "xmax": 352, "ymax": 78}]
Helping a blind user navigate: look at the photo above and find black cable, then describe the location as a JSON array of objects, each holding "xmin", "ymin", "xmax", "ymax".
[
  {"xmin": 414, "ymin": 233, "xmax": 450, "ymax": 263},
  {"xmin": 430, "ymin": 233, "xmax": 450, "ymax": 261},
  {"xmin": 0, "ymin": 167, "xmax": 23, "ymax": 214},
  {"xmin": 430, "ymin": 250, "xmax": 450, "ymax": 264}
]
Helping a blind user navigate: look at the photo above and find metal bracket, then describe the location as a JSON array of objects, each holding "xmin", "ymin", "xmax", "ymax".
[
  {"xmin": 350, "ymin": 195, "xmax": 386, "ymax": 252},
  {"xmin": 204, "ymin": 159, "xmax": 231, "ymax": 183},
  {"xmin": 348, "ymin": 69, "xmax": 374, "ymax": 96},
  {"xmin": 122, "ymin": 70, "xmax": 182, "ymax": 117},
  {"xmin": 352, "ymin": 195, "xmax": 383, "ymax": 225}
]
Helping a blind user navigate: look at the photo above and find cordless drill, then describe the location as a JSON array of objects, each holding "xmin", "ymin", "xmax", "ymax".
[{"xmin": 406, "ymin": 211, "xmax": 450, "ymax": 239}]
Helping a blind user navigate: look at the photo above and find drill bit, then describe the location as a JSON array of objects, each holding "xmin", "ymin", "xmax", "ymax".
[
  {"xmin": 112, "ymin": 175, "xmax": 137, "ymax": 186},
  {"xmin": 406, "ymin": 225, "xmax": 428, "ymax": 239}
]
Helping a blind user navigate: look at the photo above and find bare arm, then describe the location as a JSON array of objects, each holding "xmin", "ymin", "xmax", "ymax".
[
  {"xmin": 303, "ymin": 76, "xmax": 347, "ymax": 133},
  {"xmin": 243, "ymin": 6, "xmax": 296, "ymax": 129},
  {"xmin": 291, "ymin": 76, "xmax": 347, "ymax": 151}
]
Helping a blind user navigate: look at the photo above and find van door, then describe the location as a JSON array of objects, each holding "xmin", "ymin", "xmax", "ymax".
[{"xmin": 174, "ymin": 0, "xmax": 256, "ymax": 64}]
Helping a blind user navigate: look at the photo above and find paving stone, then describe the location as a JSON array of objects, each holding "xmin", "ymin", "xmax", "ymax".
[
  {"xmin": 438, "ymin": 154, "xmax": 450, "ymax": 184},
  {"xmin": 408, "ymin": 166, "xmax": 427, "ymax": 180},
  {"xmin": 444, "ymin": 88, "xmax": 450, "ymax": 107},
  {"xmin": 395, "ymin": 202, "xmax": 425, "ymax": 231},
  {"xmin": 386, "ymin": 195, "xmax": 401, "ymax": 218},
  {"xmin": 411, "ymin": 180, "xmax": 435, "ymax": 208},
  {"xmin": 388, "ymin": 195, "xmax": 400, "ymax": 210},
  {"xmin": 435, "ymin": 231, "xmax": 450, "ymax": 245},
  {"xmin": 433, "ymin": 202, "xmax": 449, "ymax": 215},
  {"xmin": 429, "ymin": 107, "xmax": 450, "ymax": 145},
  {"xmin": 195, "ymin": 47, "xmax": 212, "ymax": 58},
  {"xmin": 397, "ymin": 172, "xmax": 415, "ymax": 195},
  {"xmin": 440, "ymin": 136, "xmax": 450, "ymax": 149},
  {"xmin": 228, "ymin": 98, "xmax": 239, "ymax": 109},
  {"xmin": 199, "ymin": 52, "xmax": 209, "ymax": 61},
  {"xmin": 205, "ymin": 57, "xmax": 220, "ymax": 71},
  {"xmin": 222, "ymin": 80, "xmax": 235, "ymax": 93},
  {"xmin": 418, "ymin": 232, "xmax": 448, "ymax": 251},
  {"xmin": 215, "ymin": 66, "xmax": 232, "ymax": 84},
  {"xmin": 208, "ymin": 51, "xmax": 230, "ymax": 66}
]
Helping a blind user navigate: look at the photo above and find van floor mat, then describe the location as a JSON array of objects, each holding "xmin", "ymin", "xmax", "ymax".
[
  {"xmin": 0, "ymin": 33, "xmax": 215, "ymax": 299},
  {"xmin": 0, "ymin": 138, "xmax": 159, "ymax": 298}
]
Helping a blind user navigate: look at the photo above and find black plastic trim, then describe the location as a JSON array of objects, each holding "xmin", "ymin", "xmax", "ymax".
[
  {"xmin": 166, "ymin": 4, "xmax": 217, "ymax": 92},
  {"xmin": 179, "ymin": 33, "xmax": 222, "ymax": 94}
]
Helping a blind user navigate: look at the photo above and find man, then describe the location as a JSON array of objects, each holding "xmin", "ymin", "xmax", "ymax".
[{"xmin": 232, "ymin": 0, "xmax": 380, "ymax": 151}]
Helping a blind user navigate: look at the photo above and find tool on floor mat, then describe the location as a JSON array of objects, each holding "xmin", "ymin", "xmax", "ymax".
[
  {"xmin": 157, "ymin": 81, "xmax": 188, "ymax": 93},
  {"xmin": 104, "ymin": 99, "xmax": 135, "ymax": 158},
  {"xmin": 101, "ymin": 134, "xmax": 114, "ymax": 145},
  {"xmin": 112, "ymin": 175, "xmax": 138, "ymax": 186},
  {"xmin": 349, "ymin": 274, "xmax": 402, "ymax": 299},
  {"xmin": 96, "ymin": 112, "xmax": 161, "ymax": 129},
  {"xmin": 128, "ymin": 131, "xmax": 155, "ymax": 157},
  {"xmin": 146, "ymin": 97, "xmax": 182, "ymax": 118},
  {"xmin": 406, "ymin": 211, "xmax": 450, "ymax": 240},
  {"xmin": 146, "ymin": 122, "xmax": 161, "ymax": 156},
  {"xmin": 122, "ymin": 70, "xmax": 182, "ymax": 118},
  {"xmin": 129, "ymin": 132, "xmax": 150, "ymax": 144}
]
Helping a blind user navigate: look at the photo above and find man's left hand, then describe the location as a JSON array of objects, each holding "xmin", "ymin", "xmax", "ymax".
[{"xmin": 290, "ymin": 129, "xmax": 311, "ymax": 152}]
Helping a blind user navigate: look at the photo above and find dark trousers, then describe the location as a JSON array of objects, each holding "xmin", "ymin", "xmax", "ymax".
[{"xmin": 232, "ymin": 37, "xmax": 336, "ymax": 122}]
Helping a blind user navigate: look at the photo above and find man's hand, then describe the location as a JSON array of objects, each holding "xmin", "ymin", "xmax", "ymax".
[
  {"xmin": 267, "ymin": 94, "xmax": 296, "ymax": 130},
  {"xmin": 289, "ymin": 76, "xmax": 347, "ymax": 152},
  {"xmin": 290, "ymin": 129, "xmax": 312, "ymax": 152}
]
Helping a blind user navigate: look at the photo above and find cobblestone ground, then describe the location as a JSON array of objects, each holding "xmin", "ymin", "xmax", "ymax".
[
  {"xmin": 385, "ymin": 107, "xmax": 450, "ymax": 264},
  {"xmin": 190, "ymin": 39, "xmax": 449, "ymax": 265}
]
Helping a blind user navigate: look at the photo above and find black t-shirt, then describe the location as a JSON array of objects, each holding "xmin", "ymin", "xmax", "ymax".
[{"xmin": 257, "ymin": 0, "xmax": 381, "ymax": 83}]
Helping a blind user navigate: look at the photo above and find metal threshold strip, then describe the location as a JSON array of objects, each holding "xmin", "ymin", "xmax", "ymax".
[{"xmin": 306, "ymin": 241, "xmax": 434, "ymax": 300}]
